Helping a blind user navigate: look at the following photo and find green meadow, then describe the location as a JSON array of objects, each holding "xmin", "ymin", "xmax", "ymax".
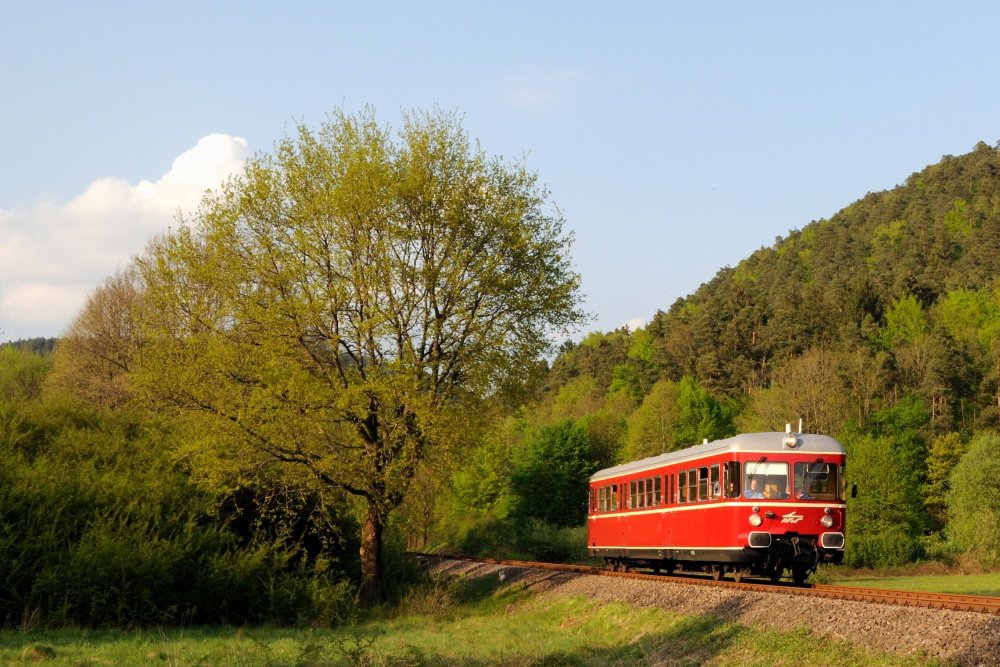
[{"xmin": 0, "ymin": 574, "xmax": 944, "ymax": 667}]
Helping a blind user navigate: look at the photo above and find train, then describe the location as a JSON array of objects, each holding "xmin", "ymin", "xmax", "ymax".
[{"xmin": 586, "ymin": 428, "xmax": 852, "ymax": 584}]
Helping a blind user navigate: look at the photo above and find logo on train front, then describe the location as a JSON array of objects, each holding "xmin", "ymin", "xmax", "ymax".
[{"xmin": 781, "ymin": 512, "xmax": 804, "ymax": 524}]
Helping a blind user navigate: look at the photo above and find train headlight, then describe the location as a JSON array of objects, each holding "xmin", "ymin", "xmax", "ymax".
[
  {"xmin": 749, "ymin": 513, "xmax": 763, "ymax": 527},
  {"xmin": 821, "ymin": 515, "xmax": 834, "ymax": 528}
]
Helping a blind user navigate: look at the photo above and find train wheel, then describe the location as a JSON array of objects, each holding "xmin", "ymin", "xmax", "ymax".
[
  {"xmin": 710, "ymin": 565, "xmax": 723, "ymax": 581},
  {"xmin": 792, "ymin": 565, "xmax": 809, "ymax": 585},
  {"xmin": 733, "ymin": 568, "xmax": 747, "ymax": 584}
]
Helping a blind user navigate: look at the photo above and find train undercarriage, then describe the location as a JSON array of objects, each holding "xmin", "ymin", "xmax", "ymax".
[{"xmin": 597, "ymin": 533, "xmax": 844, "ymax": 585}]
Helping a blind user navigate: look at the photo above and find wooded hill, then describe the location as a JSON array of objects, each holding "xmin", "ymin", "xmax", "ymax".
[{"xmin": 437, "ymin": 141, "xmax": 1000, "ymax": 569}]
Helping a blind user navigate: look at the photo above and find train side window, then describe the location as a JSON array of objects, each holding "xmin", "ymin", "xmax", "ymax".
[
  {"xmin": 725, "ymin": 461, "xmax": 741, "ymax": 498},
  {"xmin": 637, "ymin": 479, "xmax": 645, "ymax": 508},
  {"xmin": 698, "ymin": 466, "xmax": 709, "ymax": 501},
  {"xmin": 678, "ymin": 470, "xmax": 687, "ymax": 503},
  {"xmin": 630, "ymin": 480, "xmax": 637, "ymax": 509},
  {"xmin": 599, "ymin": 486, "xmax": 605, "ymax": 512},
  {"xmin": 709, "ymin": 464, "xmax": 721, "ymax": 500},
  {"xmin": 689, "ymin": 468, "xmax": 698, "ymax": 502},
  {"xmin": 612, "ymin": 484, "xmax": 618, "ymax": 510},
  {"xmin": 643, "ymin": 477, "xmax": 650, "ymax": 507},
  {"xmin": 670, "ymin": 474, "xmax": 675, "ymax": 504},
  {"xmin": 653, "ymin": 476, "xmax": 660, "ymax": 506}
]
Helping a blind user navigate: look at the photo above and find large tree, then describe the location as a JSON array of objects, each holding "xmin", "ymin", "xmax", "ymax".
[{"xmin": 133, "ymin": 108, "xmax": 584, "ymax": 603}]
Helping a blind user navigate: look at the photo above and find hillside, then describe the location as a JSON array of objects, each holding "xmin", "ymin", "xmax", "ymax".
[
  {"xmin": 546, "ymin": 141, "xmax": 1000, "ymax": 431},
  {"xmin": 446, "ymin": 142, "xmax": 1000, "ymax": 571}
]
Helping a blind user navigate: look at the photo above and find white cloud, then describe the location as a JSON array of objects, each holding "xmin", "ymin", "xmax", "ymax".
[
  {"xmin": 0, "ymin": 134, "xmax": 248, "ymax": 340},
  {"xmin": 623, "ymin": 317, "xmax": 648, "ymax": 332},
  {"xmin": 503, "ymin": 67, "xmax": 584, "ymax": 112}
]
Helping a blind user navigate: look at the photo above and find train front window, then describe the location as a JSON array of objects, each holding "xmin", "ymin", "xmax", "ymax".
[
  {"xmin": 744, "ymin": 462, "xmax": 790, "ymax": 500},
  {"xmin": 794, "ymin": 462, "xmax": 839, "ymax": 500}
]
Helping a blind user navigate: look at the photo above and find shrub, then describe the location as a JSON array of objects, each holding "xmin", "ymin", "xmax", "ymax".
[{"xmin": 844, "ymin": 530, "xmax": 923, "ymax": 569}]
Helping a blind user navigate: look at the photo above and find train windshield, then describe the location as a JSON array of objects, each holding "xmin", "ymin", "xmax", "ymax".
[
  {"xmin": 743, "ymin": 462, "xmax": 790, "ymax": 500},
  {"xmin": 794, "ymin": 462, "xmax": 840, "ymax": 500}
]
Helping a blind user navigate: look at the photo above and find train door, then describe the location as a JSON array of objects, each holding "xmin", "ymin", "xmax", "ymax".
[
  {"xmin": 613, "ymin": 483, "xmax": 626, "ymax": 557},
  {"xmin": 663, "ymin": 472, "xmax": 674, "ymax": 548}
]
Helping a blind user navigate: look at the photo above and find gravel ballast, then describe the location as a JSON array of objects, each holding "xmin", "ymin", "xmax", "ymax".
[{"xmin": 426, "ymin": 558, "xmax": 1000, "ymax": 666}]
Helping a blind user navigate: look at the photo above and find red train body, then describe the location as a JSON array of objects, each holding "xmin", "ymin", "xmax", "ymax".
[{"xmin": 587, "ymin": 431, "xmax": 848, "ymax": 584}]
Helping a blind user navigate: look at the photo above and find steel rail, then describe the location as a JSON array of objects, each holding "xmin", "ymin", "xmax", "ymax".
[{"xmin": 413, "ymin": 553, "xmax": 1000, "ymax": 615}]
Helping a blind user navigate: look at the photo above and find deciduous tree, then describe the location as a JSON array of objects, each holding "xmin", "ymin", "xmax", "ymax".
[{"xmin": 134, "ymin": 108, "xmax": 584, "ymax": 603}]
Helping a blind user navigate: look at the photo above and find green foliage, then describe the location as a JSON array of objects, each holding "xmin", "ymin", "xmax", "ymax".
[
  {"xmin": 0, "ymin": 350, "xmax": 357, "ymax": 627},
  {"xmin": 880, "ymin": 294, "xmax": 929, "ymax": 349},
  {"xmin": 673, "ymin": 376, "xmax": 735, "ymax": 447},
  {"xmin": 449, "ymin": 436, "xmax": 515, "ymax": 517},
  {"xmin": 624, "ymin": 379, "xmax": 681, "ymax": 460},
  {"xmin": 448, "ymin": 514, "xmax": 590, "ymax": 563},
  {"xmin": 510, "ymin": 420, "xmax": 598, "ymax": 528},
  {"xmin": 844, "ymin": 434, "xmax": 927, "ymax": 538},
  {"xmin": 947, "ymin": 431, "xmax": 1000, "ymax": 564},
  {"xmin": 134, "ymin": 107, "xmax": 584, "ymax": 604},
  {"xmin": 843, "ymin": 531, "xmax": 924, "ymax": 569},
  {"xmin": 923, "ymin": 432, "xmax": 966, "ymax": 524},
  {"xmin": 0, "ymin": 345, "xmax": 50, "ymax": 403}
]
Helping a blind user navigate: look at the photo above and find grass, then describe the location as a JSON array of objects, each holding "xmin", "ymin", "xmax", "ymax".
[
  {"xmin": 822, "ymin": 561, "xmax": 1000, "ymax": 596},
  {"xmin": 0, "ymin": 572, "xmax": 949, "ymax": 666}
]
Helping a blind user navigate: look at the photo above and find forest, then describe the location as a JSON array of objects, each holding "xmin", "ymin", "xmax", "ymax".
[{"xmin": 3, "ymin": 130, "xmax": 1000, "ymax": 627}]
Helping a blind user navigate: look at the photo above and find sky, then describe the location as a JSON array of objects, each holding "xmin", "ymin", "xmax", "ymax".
[{"xmin": 3, "ymin": 2, "xmax": 1000, "ymax": 342}]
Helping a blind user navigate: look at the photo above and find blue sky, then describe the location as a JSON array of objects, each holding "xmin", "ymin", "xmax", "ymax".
[{"xmin": 3, "ymin": 2, "xmax": 1000, "ymax": 341}]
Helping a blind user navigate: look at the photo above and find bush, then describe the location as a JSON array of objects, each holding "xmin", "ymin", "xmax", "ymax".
[
  {"xmin": 446, "ymin": 513, "xmax": 591, "ymax": 564},
  {"xmin": 0, "ymin": 355, "xmax": 359, "ymax": 627},
  {"xmin": 946, "ymin": 431, "xmax": 1000, "ymax": 566},
  {"xmin": 844, "ymin": 530, "xmax": 923, "ymax": 569}
]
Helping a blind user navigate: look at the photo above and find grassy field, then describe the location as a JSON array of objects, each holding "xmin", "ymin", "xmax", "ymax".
[
  {"xmin": 822, "ymin": 562, "xmax": 1000, "ymax": 596},
  {"xmin": 0, "ymin": 573, "xmax": 946, "ymax": 666}
]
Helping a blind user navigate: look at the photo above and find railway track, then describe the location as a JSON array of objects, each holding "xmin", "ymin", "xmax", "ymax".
[{"xmin": 416, "ymin": 553, "xmax": 1000, "ymax": 615}]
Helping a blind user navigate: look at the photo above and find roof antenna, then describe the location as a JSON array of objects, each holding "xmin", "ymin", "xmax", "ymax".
[{"xmin": 798, "ymin": 418, "xmax": 803, "ymax": 434}]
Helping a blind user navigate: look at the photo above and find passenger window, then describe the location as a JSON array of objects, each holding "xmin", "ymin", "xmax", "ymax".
[
  {"xmin": 678, "ymin": 470, "xmax": 687, "ymax": 503},
  {"xmin": 709, "ymin": 464, "xmax": 721, "ymax": 500},
  {"xmin": 637, "ymin": 479, "xmax": 645, "ymax": 508},
  {"xmin": 599, "ymin": 486, "xmax": 605, "ymax": 512},
  {"xmin": 688, "ymin": 468, "xmax": 697, "ymax": 503},
  {"xmin": 670, "ymin": 474, "xmax": 674, "ymax": 504},
  {"xmin": 630, "ymin": 480, "xmax": 637, "ymax": 509},
  {"xmin": 653, "ymin": 476, "xmax": 661, "ymax": 506},
  {"xmin": 612, "ymin": 484, "xmax": 618, "ymax": 510},
  {"xmin": 698, "ymin": 466, "xmax": 709, "ymax": 501}
]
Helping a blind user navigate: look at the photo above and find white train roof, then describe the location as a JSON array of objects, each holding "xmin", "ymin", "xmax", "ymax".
[{"xmin": 590, "ymin": 432, "xmax": 846, "ymax": 482}]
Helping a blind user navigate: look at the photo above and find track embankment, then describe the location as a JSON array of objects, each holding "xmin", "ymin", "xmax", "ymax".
[{"xmin": 415, "ymin": 553, "xmax": 1000, "ymax": 665}]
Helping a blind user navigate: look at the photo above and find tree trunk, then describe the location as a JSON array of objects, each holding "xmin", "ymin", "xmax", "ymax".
[{"xmin": 360, "ymin": 503, "xmax": 385, "ymax": 606}]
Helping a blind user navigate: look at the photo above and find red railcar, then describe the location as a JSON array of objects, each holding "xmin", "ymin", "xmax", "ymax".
[{"xmin": 587, "ymin": 430, "xmax": 848, "ymax": 584}]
